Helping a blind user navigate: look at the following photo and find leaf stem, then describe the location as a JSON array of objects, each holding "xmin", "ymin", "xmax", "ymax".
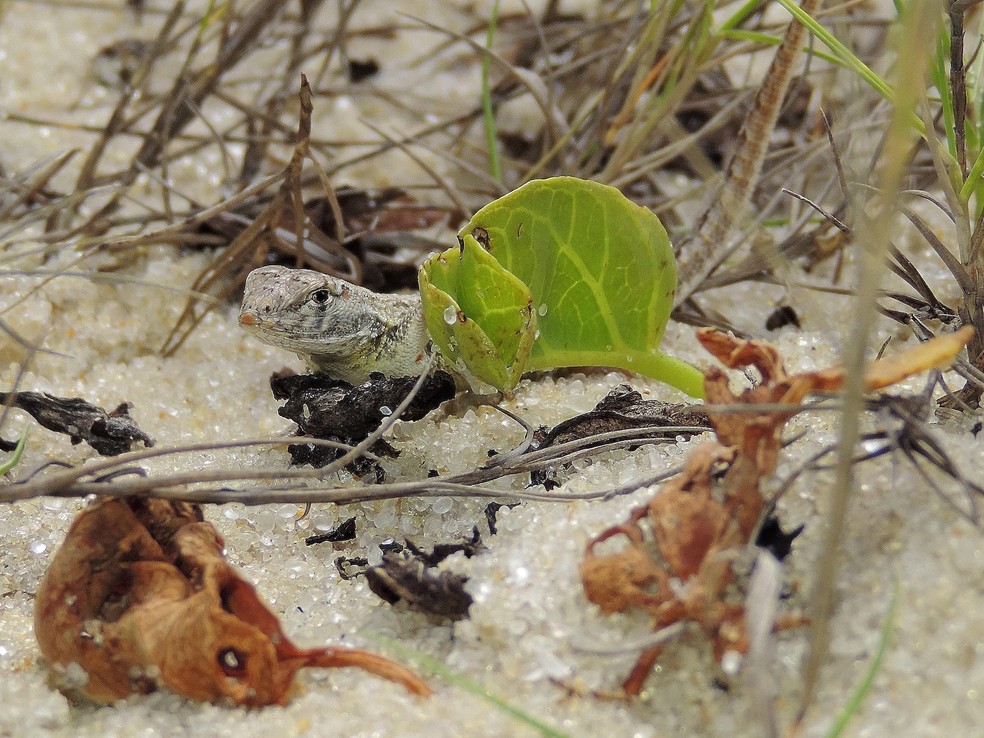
[{"xmin": 528, "ymin": 349, "xmax": 705, "ymax": 399}]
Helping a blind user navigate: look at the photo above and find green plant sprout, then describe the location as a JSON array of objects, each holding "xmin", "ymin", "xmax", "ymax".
[
  {"xmin": 418, "ymin": 177, "xmax": 705, "ymax": 397},
  {"xmin": 366, "ymin": 632, "xmax": 571, "ymax": 738},
  {"xmin": 0, "ymin": 432, "xmax": 27, "ymax": 475},
  {"xmin": 823, "ymin": 582, "xmax": 899, "ymax": 738},
  {"xmin": 419, "ymin": 232, "xmax": 536, "ymax": 391}
]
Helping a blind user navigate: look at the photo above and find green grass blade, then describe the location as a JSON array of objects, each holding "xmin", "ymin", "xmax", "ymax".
[
  {"xmin": 197, "ymin": 0, "xmax": 223, "ymax": 37},
  {"xmin": 824, "ymin": 582, "xmax": 900, "ymax": 738},
  {"xmin": 718, "ymin": 28, "xmax": 841, "ymax": 67},
  {"xmin": 366, "ymin": 633, "xmax": 572, "ymax": 738},
  {"xmin": 0, "ymin": 431, "xmax": 28, "ymax": 475},
  {"xmin": 482, "ymin": 0, "xmax": 502, "ymax": 183},
  {"xmin": 970, "ymin": 9, "xmax": 984, "ymax": 147},
  {"xmin": 774, "ymin": 0, "xmax": 924, "ymax": 135},
  {"xmin": 717, "ymin": 0, "xmax": 768, "ymax": 33},
  {"xmin": 959, "ymin": 145, "xmax": 984, "ymax": 201},
  {"xmin": 774, "ymin": 0, "xmax": 891, "ymax": 99},
  {"xmin": 932, "ymin": 22, "xmax": 957, "ymax": 159}
]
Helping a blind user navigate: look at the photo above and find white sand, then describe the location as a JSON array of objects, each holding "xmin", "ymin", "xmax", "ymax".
[{"xmin": 0, "ymin": 2, "xmax": 981, "ymax": 737}]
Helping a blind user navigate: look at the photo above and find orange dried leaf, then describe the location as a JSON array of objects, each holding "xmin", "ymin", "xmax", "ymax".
[
  {"xmin": 579, "ymin": 327, "xmax": 971, "ymax": 695},
  {"xmin": 582, "ymin": 527, "xmax": 670, "ymax": 615},
  {"xmin": 34, "ymin": 497, "xmax": 431, "ymax": 706},
  {"xmin": 864, "ymin": 326, "xmax": 973, "ymax": 391},
  {"xmin": 698, "ymin": 326, "xmax": 974, "ymax": 401},
  {"xmin": 647, "ymin": 444, "xmax": 736, "ymax": 579}
]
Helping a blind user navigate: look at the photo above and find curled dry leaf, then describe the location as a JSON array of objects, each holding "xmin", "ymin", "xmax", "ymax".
[
  {"xmin": 0, "ymin": 391, "xmax": 153, "ymax": 456},
  {"xmin": 341, "ymin": 532, "xmax": 481, "ymax": 621},
  {"xmin": 581, "ymin": 327, "xmax": 973, "ymax": 695},
  {"xmin": 34, "ymin": 497, "xmax": 431, "ymax": 706},
  {"xmin": 364, "ymin": 552, "xmax": 474, "ymax": 621}
]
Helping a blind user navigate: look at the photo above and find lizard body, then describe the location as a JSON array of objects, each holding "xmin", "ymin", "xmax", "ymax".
[{"xmin": 239, "ymin": 265, "xmax": 438, "ymax": 385}]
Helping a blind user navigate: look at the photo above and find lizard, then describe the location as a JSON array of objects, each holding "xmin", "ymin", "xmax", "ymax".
[{"xmin": 238, "ymin": 264, "xmax": 445, "ymax": 385}]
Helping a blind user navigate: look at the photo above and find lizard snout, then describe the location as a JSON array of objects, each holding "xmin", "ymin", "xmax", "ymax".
[{"xmin": 239, "ymin": 311, "xmax": 261, "ymax": 327}]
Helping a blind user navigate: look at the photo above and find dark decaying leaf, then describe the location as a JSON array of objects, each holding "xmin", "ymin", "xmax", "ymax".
[
  {"xmin": 530, "ymin": 385, "xmax": 709, "ymax": 451},
  {"xmin": 335, "ymin": 556, "xmax": 370, "ymax": 580},
  {"xmin": 301, "ymin": 186, "xmax": 429, "ymax": 238},
  {"xmin": 765, "ymin": 305, "xmax": 801, "ymax": 331},
  {"xmin": 0, "ymin": 391, "xmax": 153, "ymax": 456},
  {"xmin": 192, "ymin": 186, "xmax": 456, "ymax": 294},
  {"xmin": 34, "ymin": 496, "xmax": 431, "ymax": 705},
  {"xmin": 365, "ymin": 555, "xmax": 474, "ymax": 621},
  {"xmin": 754, "ymin": 514, "xmax": 805, "ymax": 562},
  {"xmin": 270, "ymin": 370, "xmax": 455, "ymax": 471},
  {"xmin": 305, "ymin": 516, "xmax": 357, "ymax": 546},
  {"xmin": 346, "ymin": 58, "xmax": 380, "ymax": 83},
  {"xmin": 528, "ymin": 384, "xmax": 709, "ymax": 489},
  {"xmin": 285, "ymin": 437, "xmax": 396, "ymax": 477},
  {"xmin": 407, "ymin": 527, "xmax": 483, "ymax": 566},
  {"xmin": 529, "ymin": 467, "xmax": 561, "ymax": 491},
  {"xmin": 484, "ymin": 501, "xmax": 521, "ymax": 534},
  {"xmin": 90, "ymin": 38, "xmax": 153, "ymax": 90},
  {"xmin": 344, "ymin": 531, "xmax": 481, "ymax": 621}
]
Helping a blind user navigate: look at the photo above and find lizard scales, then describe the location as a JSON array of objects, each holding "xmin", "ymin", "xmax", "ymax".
[{"xmin": 239, "ymin": 265, "xmax": 435, "ymax": 384}]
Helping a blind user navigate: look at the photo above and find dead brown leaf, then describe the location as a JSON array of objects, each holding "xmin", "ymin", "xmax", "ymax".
[
  {"xmin": 581, "ymin": 327, "xmax": 973, "ymax": 695},
  {"xmin": 34, "ymin": 497, "xmax": 431, "ymax": 706}
]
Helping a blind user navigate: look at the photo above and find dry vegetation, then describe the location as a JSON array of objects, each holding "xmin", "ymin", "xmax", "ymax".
[{"xmin": 2, "ymin": 0, "xmax": 983, "ymax": 736}]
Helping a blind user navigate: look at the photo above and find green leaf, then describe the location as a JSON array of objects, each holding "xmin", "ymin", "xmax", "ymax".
[
  {"xmin": 419, "ymin": 177, "xmax": 704, "ymax": 397},
  {"xmin": 419, "ymin": 234, "xmax": 536, "ymax": 391}
]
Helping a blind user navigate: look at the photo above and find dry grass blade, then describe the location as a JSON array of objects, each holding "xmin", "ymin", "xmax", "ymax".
[
  {"xmin": 0, "ymin": 151, "xmax": 77, "ymax": 225},
  {"xmin": 903, "ymin": 207, "xmax": 973, "ymax": 292},
  {"xmin": 745, "ymin": 551, "xmax": 783, "ymax": 738},
  {"xmin": 60, "ymin": 1, "xmax": 188, "ymax": 230},
  {"xmin": 161, "ymin": 76, "xmax": 320, "ymax": 356},
  {"xmin": 598, "ymin": 2, "xmax": 715, "ymax": 182},
  {"xmin": 674, "ymin": 0, "xmax": 822, "ymax": 306},
  {"xmin": 797, "ymin": 0, "xmax": 941, "ymax": 724}
]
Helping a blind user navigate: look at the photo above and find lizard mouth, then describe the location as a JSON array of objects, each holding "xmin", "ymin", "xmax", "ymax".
[{"xmin": 238, "ymin": 311, "xmax": 261, "ymax": 328}]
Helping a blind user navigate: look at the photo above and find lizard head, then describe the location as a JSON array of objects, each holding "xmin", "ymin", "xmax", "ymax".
[
  {"xmin": 239, "ymin": 265, "xmax": 367, "ymax": 355},
  {"xmin": 239, "ymin": 265, "xmax": 432, "ymax": 384}
]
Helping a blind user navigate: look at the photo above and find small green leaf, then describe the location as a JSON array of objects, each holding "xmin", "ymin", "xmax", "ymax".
[
  {"xmin": 419, "ymin": 177, "xmax": 704, "ymax": 397},
  {"xmin": 420, "ymin": 234, "xmax": 536, "ymax": 390}
]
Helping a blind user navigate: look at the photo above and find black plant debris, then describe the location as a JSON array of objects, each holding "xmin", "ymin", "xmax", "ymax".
[
  {"xmin": 340, "ymin": 531, "xmax": 481, "ymax": 621},
  {"xmin": 271, "ymin": 370, "xmax": 455, "ymax": 473},
  {"xmin": 0, "ymin": 391, "xmax": 153, "ymax": 456}
]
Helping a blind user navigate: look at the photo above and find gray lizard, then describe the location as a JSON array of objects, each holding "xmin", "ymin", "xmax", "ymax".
[{"xmin": 239, "ymin": 265, "xmax": 440, "ymax": 384}]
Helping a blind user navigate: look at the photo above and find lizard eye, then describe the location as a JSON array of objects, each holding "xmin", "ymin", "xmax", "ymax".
[{"xmin": 310, "ymin": 289, "xmax": 332, "ymax": 305}]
